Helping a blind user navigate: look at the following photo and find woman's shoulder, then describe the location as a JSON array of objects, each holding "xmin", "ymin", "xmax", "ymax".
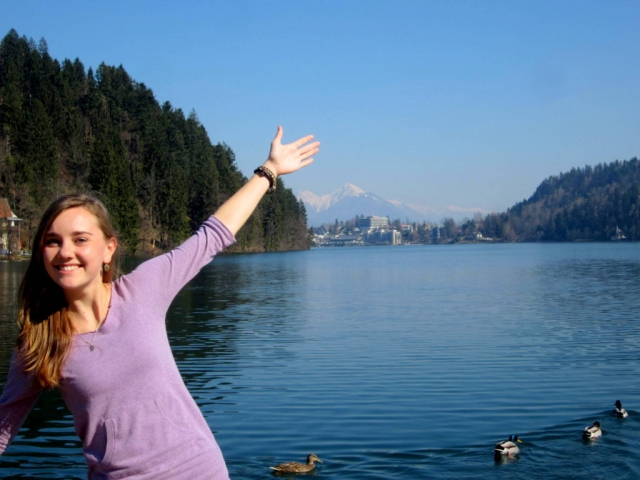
[{"xmin": 111, "ymin": 216, "xmax": 235, "ymax": 298}]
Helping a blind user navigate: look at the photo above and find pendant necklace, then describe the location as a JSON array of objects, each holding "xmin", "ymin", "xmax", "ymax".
[
  {"xmin": 78, "ymin": 329, "xmax": 99, "ymax": 351},
  {"xmin": 75, "ymin": 286, "xmax": 111, "ymax": 352}
]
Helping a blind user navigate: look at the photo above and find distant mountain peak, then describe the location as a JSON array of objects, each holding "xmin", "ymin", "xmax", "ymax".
[
  {"xmin": 298, "ymin": 183, "xmax": 487, "ymax": 227},
  {"xmin": 340, "ymin": 183, "xmax": 366, "ymax": 195},
  {"xmin": 298, "ymin": 183, "xmax": 368, "ymax": 212}
]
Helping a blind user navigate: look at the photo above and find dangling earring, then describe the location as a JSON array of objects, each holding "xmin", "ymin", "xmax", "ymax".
[{"xmin": 103, "ymin": 263, "xmax": 111, "ymax": 272}]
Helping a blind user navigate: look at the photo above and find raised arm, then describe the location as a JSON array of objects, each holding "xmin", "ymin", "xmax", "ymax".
[{"xmin": 213, "ymin": 126, "xmax": 320, "ymax": 235}]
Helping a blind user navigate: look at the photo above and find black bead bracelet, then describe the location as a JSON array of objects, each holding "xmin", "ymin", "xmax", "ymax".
[{"xmin": 254, "ymin": 166, "xmax": 277, "ymax": 194}]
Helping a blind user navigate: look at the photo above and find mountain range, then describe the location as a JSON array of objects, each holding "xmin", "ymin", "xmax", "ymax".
[{"xmin": 297, "ymin": 184, "xmax": 487, "ymax": 227}]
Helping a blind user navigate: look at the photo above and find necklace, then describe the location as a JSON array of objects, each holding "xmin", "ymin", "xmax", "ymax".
[
  {"xmin": 73, "ymin": 285, "xmax": 111, "ymax": 352},
  {"xmin": 78, "ymin": 328, "xmax": 100, "ymax": 351}
]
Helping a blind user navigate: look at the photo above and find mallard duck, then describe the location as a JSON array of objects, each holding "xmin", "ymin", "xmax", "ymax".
[
  {"xmin": 270, "ymin": 454, "xmax": 322, "ymax": 474},
  {"xmin": 582, "ymin": 421, "xmax": 602, "ymax": 439},
  {"xmin": 614, "ymin": 400, "xmax": 629, "ymax": 418},
  {"xmin": 494, "ymin": 435, "xmax": 522, "ymax": 456}
]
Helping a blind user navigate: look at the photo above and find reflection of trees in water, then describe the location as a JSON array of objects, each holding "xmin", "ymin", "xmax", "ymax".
[
  {"xmin": 166, "ymin": 254, "xmax": 308, "ymax": 388},
  {"xmin": 169, "ymin": 254, "xmax": 305, "ymax": 343},
  {"xmin": 530, "ymin": 256, "xmax": 640, "ymax": 369},
  {"xmin": 536, "ymin": 258, "xmax": 640, "ymax": 317},
  {"xmin": 0, "ymin": 262, "xmax": 27, "ymax": 382}
]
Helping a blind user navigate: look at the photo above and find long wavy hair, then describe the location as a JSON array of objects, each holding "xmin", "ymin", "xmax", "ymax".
[{"xmin": 17, "ymin": 194, "xmax": 119, "ymax": 389}]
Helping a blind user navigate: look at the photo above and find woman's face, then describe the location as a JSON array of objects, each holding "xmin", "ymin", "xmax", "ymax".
[{"xmin": 42, "ymin": 207, "xmax": 117, "ymax": 295}]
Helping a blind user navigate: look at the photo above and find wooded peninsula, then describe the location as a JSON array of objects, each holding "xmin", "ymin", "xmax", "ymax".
[
  {"xmin": 0, "ymin": 30, "xmax": 310, "ymax": 254},
  {"xmin": 474, "ymin": 158, "xmax": 640, "ymax": 242}
]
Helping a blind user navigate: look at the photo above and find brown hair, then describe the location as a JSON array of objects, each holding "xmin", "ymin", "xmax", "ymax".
[{"xmin": 17, "ymin": 193, "xmax": 119, "ymax": 389}]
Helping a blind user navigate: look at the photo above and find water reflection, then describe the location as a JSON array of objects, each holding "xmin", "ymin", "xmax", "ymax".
[
  {"xmin": 531, "ymin": 251, "xmax": 640, "ymax": 378},
  {"xmin": 0, "ymin": 261, "xmax": 26, "ymax": 380},
  {"xmin": 166, "ymin": 253, "xmax": 310, "ymax": 416},
  {"xmin": 2, "ymin": 244, "xmax": 640, "ymax": 479}
]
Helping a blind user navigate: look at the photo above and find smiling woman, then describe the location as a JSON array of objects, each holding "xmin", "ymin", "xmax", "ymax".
[
  {"xmin": 14, "ymin": 195, "xmax": 118, "ymax": 388},
  {"xmin": 0, "ymin": 127, "xmax": 320, "ymax": 479},
  {"xmin": 43, "ymin": 206, "xmax": 117, "ymax": 333}
]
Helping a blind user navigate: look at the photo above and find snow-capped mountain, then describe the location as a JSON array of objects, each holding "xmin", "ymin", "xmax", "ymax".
[{"xmin": 297, "ymin": 183, "xmax": 486, "ymax": 227}]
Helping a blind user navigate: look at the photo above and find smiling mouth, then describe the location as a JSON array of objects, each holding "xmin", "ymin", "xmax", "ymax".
[{"xmin": 57, "ymin": 265, "xmax": 81, "ymax": 271}]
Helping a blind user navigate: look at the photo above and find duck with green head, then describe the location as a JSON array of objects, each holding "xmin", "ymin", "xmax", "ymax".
[{"xmin": 494, "ymin": 435, "xmax": 522, "ymax": 457}]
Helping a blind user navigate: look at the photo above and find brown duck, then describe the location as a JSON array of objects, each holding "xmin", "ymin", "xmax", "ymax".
[{"xmin": 270, "ymin": 454, "xmax": 322, "ymax": 474}]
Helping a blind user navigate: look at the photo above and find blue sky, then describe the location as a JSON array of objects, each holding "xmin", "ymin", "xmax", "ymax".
[{"xmin": 2, "ymin": 1, "xmax": 640, "ymax": 213}]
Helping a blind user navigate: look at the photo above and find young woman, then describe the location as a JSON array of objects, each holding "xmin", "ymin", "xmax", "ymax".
[{"xmin": 0, "ymin": 126, "xmax": 319, "ymax": 479}]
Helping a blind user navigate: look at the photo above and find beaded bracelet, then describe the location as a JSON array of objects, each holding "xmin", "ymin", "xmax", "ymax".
[{"xmin": 254, "ymin": 166, "xmax": 277, "ymax": 194}]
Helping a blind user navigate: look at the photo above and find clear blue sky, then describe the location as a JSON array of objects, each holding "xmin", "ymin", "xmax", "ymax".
[{"xmin": 3, "ymin": 1, "xmax": 640, "ymax": 213}]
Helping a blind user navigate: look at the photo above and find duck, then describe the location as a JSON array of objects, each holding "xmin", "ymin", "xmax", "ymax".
[
  {"xmin": 614, "ymin": 400, "xmax": 629, "ymax": 418},
  {"xmin": 582, "ymin": 421, "xmax": 602, "ymax": 439},
  {"xmin": 494, "ymin": 435, "xmax": 522, "ymax": 456},
  {"xmin": 270, "ymin": 454, "xmax": 322, "ymax": 474}
]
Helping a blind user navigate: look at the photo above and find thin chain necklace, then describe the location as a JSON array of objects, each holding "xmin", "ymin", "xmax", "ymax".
[
  {"xmin": 77, "ymin": 328, "xmax": 100, "ymax": 351},
  {"xmin": 74, "ymin": 285, "xmax": 111, "ymax": 352}
]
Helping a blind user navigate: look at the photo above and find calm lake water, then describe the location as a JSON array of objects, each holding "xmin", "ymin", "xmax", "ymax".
[{"xmin": 1, "ymin": 242, "xmax": 640, "ymax": 479}]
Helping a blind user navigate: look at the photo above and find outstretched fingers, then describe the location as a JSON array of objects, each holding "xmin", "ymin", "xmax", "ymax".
[
  {"xmin": 298, "ymin": 156, "xmax": 315, "ymax": 170},
  {"xmin": 293, "ymin": 134, "xmax": 316, "ymax": 148},
  {"xmin": 267, "ymin": 126, "xmax": 320, "ymax": 175},
  {"xmin": 298, "ymin": 140, "xmax": 320, "ymax": 158},
  {"xmin": 292, "ymin": 140, "xmax": 319, "ymax": 172}
]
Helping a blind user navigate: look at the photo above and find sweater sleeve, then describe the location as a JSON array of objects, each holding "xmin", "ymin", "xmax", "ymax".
[
  {"xmin": 0, "ymin": 351, "xmax": 42, "ymax": 454},
  {"xmin": 116, "ymin": 216, "xmax": 236, "ymax": 314}
]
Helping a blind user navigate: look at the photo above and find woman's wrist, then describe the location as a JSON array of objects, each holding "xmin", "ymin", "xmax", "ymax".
[
  {"xmin": 254, "ymin": 164, "xmax": 277, "ymax": 194},
  {"xmin": 262, "ymin": 160, "xmax": 278, "ymax": 178}
]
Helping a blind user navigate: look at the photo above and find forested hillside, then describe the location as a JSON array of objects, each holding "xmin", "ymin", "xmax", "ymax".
[
  {"xmin": 478, "ymin": 158, "xmax": 640, "ymax": 241},
  {"xmin": 0, "ymin": 29, "xmax": 310, "ymax": 253}
]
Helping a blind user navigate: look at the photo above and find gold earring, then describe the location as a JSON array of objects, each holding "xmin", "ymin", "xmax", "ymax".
[{"xmin": 103, "ymin": 263, "xmax": 111, "ymax": 272}]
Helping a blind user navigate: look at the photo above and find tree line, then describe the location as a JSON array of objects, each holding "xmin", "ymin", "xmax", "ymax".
[{"xmin": 0, "ymin": 29, "xmax": 310, "ymax": 254}]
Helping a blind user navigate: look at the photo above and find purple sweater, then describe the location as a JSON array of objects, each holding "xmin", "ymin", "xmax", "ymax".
[{"xmin": 0, "ymin": 216, "xmax": 235, "ymax": 479}]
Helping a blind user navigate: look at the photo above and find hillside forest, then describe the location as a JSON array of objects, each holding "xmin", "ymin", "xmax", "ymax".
[
  {"xmin": 448, "ymin": 157, "xmax": 640, "ymax": 243},
  {"xmin": 473, "ymin": 158, "xmax": 640, "ymax": 242},
  {"xmin": 0, "ymin": 29, "xmax": 310, "ymax": 254}
]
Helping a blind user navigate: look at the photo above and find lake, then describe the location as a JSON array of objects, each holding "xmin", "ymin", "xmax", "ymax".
[{"xmin": 1, "ymin": 242, "xmax": 640, "ymax": 479}]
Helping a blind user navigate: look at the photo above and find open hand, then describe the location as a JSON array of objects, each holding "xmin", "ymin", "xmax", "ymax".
[{"xmin": 263, "ymin": 126, "xmax": 320, "ymax": 177}]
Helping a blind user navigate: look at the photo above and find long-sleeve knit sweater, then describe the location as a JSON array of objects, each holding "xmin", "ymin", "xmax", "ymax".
[{"xmin": 0, "ymin": 216, "xmax": 235, "ymax": 479}]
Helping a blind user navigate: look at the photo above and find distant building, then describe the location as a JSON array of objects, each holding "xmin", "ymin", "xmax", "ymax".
[
  {"xmin": 464, "ymin": 232, "xmax": 492, "ymax": 242},
  {"xmin": 325, "ymin": 234, "xmax": 363, "ymax": 246},
  {"xmin": 611, "ymin": 226, "xmax": 626, "ymax": 241},
  {"xmin": 364, "ymin": 229, "xmax": 401, "ymax": 245},
  {"xmin": 357, "ymin": 216, "xmax": 389, "ymax": 230},
  {"xmin": 0, "ymin": 198, "xmax": 23, "ymax": 257}
]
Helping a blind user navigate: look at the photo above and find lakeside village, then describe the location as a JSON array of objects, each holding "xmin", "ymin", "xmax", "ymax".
[
  {"xmin": 312, "ymin": 214, "xmax": 629, "ymax": 247},
  {"xmin": 1, "ymin": 198, "xmax": 465, "ymax": 258},
  {"xmin": 311, "ymin": 215, "xmax": 494, "ymax": 247},
  {"xmin": 0, "ymin": 203, "xmax": 485, "ymax": 257}
]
